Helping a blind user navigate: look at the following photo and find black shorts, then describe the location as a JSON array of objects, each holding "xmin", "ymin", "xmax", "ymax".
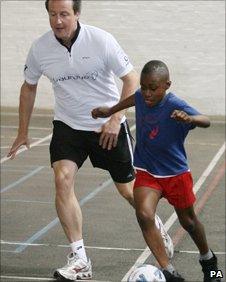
[{"xmin": 49, "ymin": 120, "xmax": 135, "ymax": 183}]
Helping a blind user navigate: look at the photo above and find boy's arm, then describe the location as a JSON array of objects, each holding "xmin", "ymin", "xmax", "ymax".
[
  {"xmin": 171, "ymin": 110, "xmax": 210, "ymax": 128},
  {"xmin": 92, "ymin": 94, "xmax": 135, "ymax": 119}
]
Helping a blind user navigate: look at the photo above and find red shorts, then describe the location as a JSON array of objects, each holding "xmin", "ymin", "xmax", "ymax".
[{"xmin": 134, "ymin": 170, "xmax": 196, "ymax": 209}]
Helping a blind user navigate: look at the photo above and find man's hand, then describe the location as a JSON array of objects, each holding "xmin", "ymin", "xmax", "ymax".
[
  {"xmin": 171, "ymin": 110, "xmax": 193, "ymax": 123},
  {"xmin": 91, "ymin": 107, "xmax": 112, "ymax": 119},
  {"xmin": 7, "ymin": 135, "xmax": 30, "ymax": 159},
  {"xmin": 98, "ymin": 118, "xmax": 121, "ymax": 150}
]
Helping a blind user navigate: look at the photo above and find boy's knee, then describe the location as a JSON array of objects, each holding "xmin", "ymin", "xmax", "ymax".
[{"xmin": 136, "ymin": 208, "xmax": 155, "ymax": 226}]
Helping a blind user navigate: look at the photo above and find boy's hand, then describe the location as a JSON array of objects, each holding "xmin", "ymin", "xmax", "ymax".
[
  {"xmin": 91, "ymin": 107, "xmax": 112, "ymax": 119},
  {"xmin": 171, "ymin": 110, "xmax": 193, "ymax": 123}
]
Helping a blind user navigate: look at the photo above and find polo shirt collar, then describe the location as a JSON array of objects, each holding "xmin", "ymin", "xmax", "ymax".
[{"xmin": 55, "ymin": 21, "xmax": 81, "ymax": 51}]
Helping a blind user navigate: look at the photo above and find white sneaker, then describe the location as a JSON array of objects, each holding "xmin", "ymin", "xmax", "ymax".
[
  {"xmin": 53, "ymin": 252, "xmax": 92, "ymax": 280},
  {"xmin": 155, "ymin": 214, "xmax": 174, "ymax": 259}
]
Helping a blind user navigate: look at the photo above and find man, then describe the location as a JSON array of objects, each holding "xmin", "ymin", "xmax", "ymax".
[{"xmin": 8, "ymin": 1, "xmax": 173, "ymax": 280}]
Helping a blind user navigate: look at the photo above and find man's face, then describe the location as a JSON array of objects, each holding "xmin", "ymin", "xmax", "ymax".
[
  {"xmin": 48, "ymin": 0, "xmax": 79, "ymax": 42},
  {"xmin": 140, "ymin": 73, "xmax": 171, "ymax": 107}
]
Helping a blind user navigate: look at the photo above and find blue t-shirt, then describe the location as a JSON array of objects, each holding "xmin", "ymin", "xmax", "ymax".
[{"xmin": 134, "ymin": 91, "xmax": 200, "ymax": 176}]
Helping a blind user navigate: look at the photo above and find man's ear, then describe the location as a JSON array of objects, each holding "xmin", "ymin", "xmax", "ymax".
[{"xmin": 166, "ymin": 80, "xmax": 171, "ymax": 89}]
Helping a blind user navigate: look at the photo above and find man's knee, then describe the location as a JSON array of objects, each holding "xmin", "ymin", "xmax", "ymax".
[{"xmin": 54, "ymin": 167, "xmax": 75, "ymax": 193}]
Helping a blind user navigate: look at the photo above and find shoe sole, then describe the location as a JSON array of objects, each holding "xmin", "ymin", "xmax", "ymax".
[
  {"xmin": 54, "ymin": 270, "xmax": 92, "ymax": 281},
  {"xmin": 54, "ymin": 272, "xmax": 72, "ymax": 281}
]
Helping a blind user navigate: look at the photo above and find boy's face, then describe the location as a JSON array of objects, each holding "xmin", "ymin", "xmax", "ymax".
[{"xmin": 140, "ymin": 73, "xmax": 171, "ymax": 107}]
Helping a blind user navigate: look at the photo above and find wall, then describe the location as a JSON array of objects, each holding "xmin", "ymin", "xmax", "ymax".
[{"xmin": 1, "ymin": 0, "xmax": 225, "ymax": 115}]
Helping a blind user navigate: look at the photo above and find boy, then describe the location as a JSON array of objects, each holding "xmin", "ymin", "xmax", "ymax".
[{"xmin": 92, "ymin": 60, "xmax": 221, "ymax": 282}]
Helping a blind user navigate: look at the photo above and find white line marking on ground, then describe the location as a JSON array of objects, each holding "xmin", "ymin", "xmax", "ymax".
[
  {"xmin": 1, "ymin": 166, "xmax": 44, "ymax": 193},
  {"xmin": 0, "ymin": 240, "xmax": 145, "ymax": 251},
  {"xmin": 0, "ymin": 275, "xmax": 106, "ymax": 282},
  {"xmin": 1, "ymin": 167, "xmax": 42, "ymax": 172},
  {"xmin": 187, "ymin": 142, "xmax": 221, "ymax": 146},
  {"xmin": 0, "ymin": 276, "xmax": 56, "ymax": 281},
  {"xmin": 1, "ymin": 169, "xmax": 104, "ymax": 176},
  {"xmin": 1, "ymin": 112, "xmax": 54, "ymax": 117},
  {"xmin": 2, "ymin": 240, "xmax": 226, "ymax": 255},
  {"xmin": 193, "ymin": 142, "xmax": 225, "ymax": 194},
  {"xmin": 2, "ymin": 164, "xmax": 43, "ymax": 168},
  {"xmin": 0, "ymin": 134, "xmax": 52, "ymax": 164},
  {"xmin": 1, "ymin": 136, "xmax": 48, "ymax": 140},
  {"xmin": 121, "ymin": 142, "xmax": 225, "ymax": 281},
  {"xmin": 1, "ymin": 143, "xmax": 50, "ymax": 150},
  {"xmin": 1, "ymin": 125, "xmax": 52, "ymax": 130},
  {"xmin": 1, "ymin": 199, "xmax": 53, "ymax": 204},
  {"xmin": 30, "ymin": 143, "xmax": 50, "ymax": 147},
  {"xmin": 175, "ymin": 250, "xmax": 226, "ymax": 255}
]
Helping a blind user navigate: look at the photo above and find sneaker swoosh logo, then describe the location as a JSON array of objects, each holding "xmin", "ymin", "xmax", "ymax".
[{"xmin": 73, "ymin": 266, "xmax": 87, "ymax": 273}]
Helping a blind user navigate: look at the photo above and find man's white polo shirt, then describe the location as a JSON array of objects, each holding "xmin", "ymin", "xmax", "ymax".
[{"xmin": 24, "ymin": 23, "xmax": 133, "ymax": 131}]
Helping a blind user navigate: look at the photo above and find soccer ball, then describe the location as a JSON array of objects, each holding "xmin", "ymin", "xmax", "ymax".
[{"xmin": 127, "ymin": 264, "xmax": 166, "ymax": 282}]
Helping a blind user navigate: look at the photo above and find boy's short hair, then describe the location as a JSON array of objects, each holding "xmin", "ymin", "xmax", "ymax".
[
  {"xmin": 45, "ymin": 0, "xmax": 82, "ymax": 14},
  {"xmin": 142, "ymin": 60, "xmax": 169, "ymax": 79}
]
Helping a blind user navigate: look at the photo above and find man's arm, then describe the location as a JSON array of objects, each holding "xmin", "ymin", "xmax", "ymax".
[
  {"xmin": 7, "ymin": 81, "xmax": 37, "ymax": 159},
  {"xmin": 98, "ymin": 69, "xmax": 139, "ymax": 150},
  {"xmin": 171, "ymin": 110, "xmax": 210, "ymax": 128}
]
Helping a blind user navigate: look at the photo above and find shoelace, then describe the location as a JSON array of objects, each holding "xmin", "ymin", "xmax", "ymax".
[{"xmin": 60, "ymin": 254, "xmax": 79, "ymax": 269}]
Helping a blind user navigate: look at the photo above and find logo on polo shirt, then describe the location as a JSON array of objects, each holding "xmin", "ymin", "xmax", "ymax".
[{"xmin": 53, "ymin": 71, "xmax": 98, "ymax": 83}]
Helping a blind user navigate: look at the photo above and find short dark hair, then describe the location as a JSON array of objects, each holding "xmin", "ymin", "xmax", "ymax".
[
  {"xmin": 141, "ymin": 60, "xmax": 169, "ymax": 79},
  {"xmin": 45, "ymin": 0, "xmax": 82, "ymax": 14}
]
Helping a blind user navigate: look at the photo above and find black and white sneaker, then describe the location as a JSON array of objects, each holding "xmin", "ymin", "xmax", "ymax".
[
  {"xmin": 199, "ymin": 251, "xmax": 221, "ymax": 282},
  {"xmin": 162, "ymin": 269, "xmax": 185, "ymax": 282}
]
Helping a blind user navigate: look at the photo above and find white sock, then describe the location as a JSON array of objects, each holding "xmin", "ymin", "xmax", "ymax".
[
  {"xmin": 165, "ymin": 263, "xmax": 175, "ymax": 273},
  {"xmin": 70, "ymin": 239, "xmax": 87, "ymax": 262},
  {"xmin": 200, "ymin": 249, "xmax": 213, "ymax": 261},
  {"xmin": 161, "ymin": 264, "xmax": 175, "ymax": 274}
]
